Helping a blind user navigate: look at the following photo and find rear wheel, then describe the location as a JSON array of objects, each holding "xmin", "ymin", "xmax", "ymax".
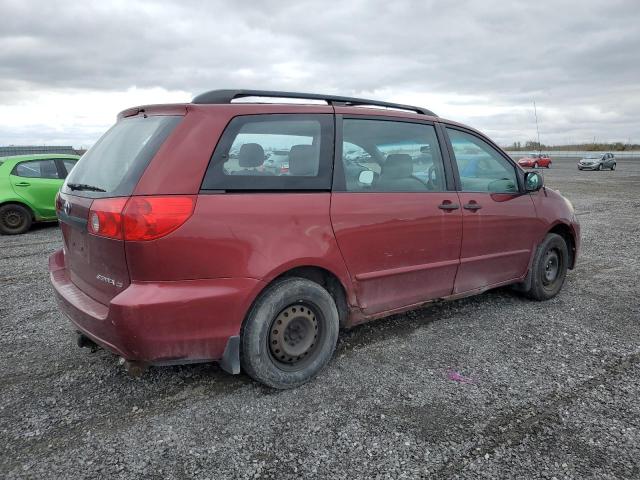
[
  {"xmin": 523, "ymin": 233, "xmax": 569, "ymax": 301},
  {"xmin": 0, "ymin": 204, "xmax": 32, "ymax": 235},
  {"xmin": 533, "ymin": 162, "xmax": 538, "ymax": 168},
  {"xmin": 611, "ymin": 163, "xmax": 616, "ymax": 171},
  {"xmin": 241, "ymin": 277, "xmax": 339, "ymax": 389}
]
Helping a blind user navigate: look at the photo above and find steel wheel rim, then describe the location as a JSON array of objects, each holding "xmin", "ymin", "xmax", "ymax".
[
  {"xmin": 542, "ymin": 249, "xmax": 560, "ymax": 285},
  {"xmin": 2, "ymin": 209, "xmax": 24, "ymax": 229},
  {"xmin": 268, "ymin": 303, "xmax": 321, "ymax": 370}
]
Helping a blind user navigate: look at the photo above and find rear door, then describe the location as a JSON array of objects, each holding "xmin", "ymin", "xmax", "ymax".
[
  {"xmin": 330, "ymin": 115, "xmax": 462, "ymax": 315},
  {"xmin": 605, "ymin": 154, "xmax": 614, "ymax": 168},
  {"xmin": 58, "ymin": 114, "xmax": 182, "ymax": 305},
  {"xmin": 443, "ymin": 126, "xmax": 538, "ymax": 294},
  {"xmin": 10, "ymin": 159, "xmax": 63, "ymax": 218}
]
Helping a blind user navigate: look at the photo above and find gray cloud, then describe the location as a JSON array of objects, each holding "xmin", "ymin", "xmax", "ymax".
[{"xmin": 1, "ymin": 0, "xmax": 639, "ymax": 145}]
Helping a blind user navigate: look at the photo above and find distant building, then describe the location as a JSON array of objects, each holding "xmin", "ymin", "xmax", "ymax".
[{"xmin": 0, "ymin": 145, "xmax": 84, "ymax": 157}]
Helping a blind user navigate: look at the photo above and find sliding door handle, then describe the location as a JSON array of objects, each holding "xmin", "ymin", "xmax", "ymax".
[
  {"xmin": 438, "ymin": 202, "xmax": 460, "ymax": 211},
  {"xmin": 463, "ymin": 202, "xmax": 482, "ymax": 211}
]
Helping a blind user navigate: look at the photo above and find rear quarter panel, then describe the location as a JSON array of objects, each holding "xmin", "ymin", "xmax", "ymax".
[{"xmin": 125, "ymin": 193, "xmax": 358, "ymax": 306}]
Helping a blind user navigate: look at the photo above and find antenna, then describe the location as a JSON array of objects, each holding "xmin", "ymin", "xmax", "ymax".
[{"xmin": 533, "ymin": 100, "xmax": 541, "ymax": 153}]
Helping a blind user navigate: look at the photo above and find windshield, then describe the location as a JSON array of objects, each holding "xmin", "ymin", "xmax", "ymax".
[{"xmin": 63, "ymin": 115, "xmax": 182, "ymax": 197}]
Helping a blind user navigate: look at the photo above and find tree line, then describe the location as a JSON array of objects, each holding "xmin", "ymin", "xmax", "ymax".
[{"xmin": 504, "ymin": 141, "xmax": 639, "ymax": 151}]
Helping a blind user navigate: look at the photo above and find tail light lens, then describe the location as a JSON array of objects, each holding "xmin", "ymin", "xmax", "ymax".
[
  {"xmin": 122, "ymin": 196, "xmax": 195, "ymax": 241},
  {"xmin": 88, "ymin": 196, "xmax": 195, "ymax": 241},
  {"xmin": 88, "ymin": 198, "xmax": 128, "ymax": 239}
]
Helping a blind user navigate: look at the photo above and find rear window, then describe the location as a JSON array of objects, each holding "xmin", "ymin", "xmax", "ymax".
[
  {"xmin": 201, "ymin": 114, "xmax": 334, "ymax": 191},
  {"xmin": 62, "ymin": 115, "xmax": 182, "ymax": 197}
]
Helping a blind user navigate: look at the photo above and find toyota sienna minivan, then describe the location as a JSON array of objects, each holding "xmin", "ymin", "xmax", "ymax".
[{"xmin": 50, "ymin": 89, "xmax": 580, "ymax": 388}]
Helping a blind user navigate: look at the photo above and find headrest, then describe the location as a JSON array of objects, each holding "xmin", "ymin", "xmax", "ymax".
[
  {"xmin": 289, "ymin": 145, "xmax": 318, "ymax": 176},
  {"xmin": 238, "ymin": 143, "xmax": 265, "ymax": 168},
  {"xmin": 383, "ymin": 154, "xmax": 413, "ymax": 179}
]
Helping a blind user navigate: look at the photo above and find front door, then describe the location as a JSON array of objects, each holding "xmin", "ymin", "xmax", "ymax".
[
  {"xmin": 10, "ymin": 159, "xmax": 64, "ymax": 219},
  {"xmin": 444, "ymin": 127, "xmax": 539, "ymax": 294},
  {"xmin": 331, "ymin": 116, "xmax": 462, "ymax": 315}
]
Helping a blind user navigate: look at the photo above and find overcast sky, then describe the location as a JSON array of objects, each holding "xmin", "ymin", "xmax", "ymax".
[{"xmin": 1, "ymin": 0, "xmax": 639, "ymax": 147}]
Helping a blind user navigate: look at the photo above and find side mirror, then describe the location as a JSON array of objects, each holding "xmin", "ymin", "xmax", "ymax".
[
  {"xmin": 358, "ymin": 170, "xmax": 374, "ymax": 186},
  {"xmin": 524, "ymin": 171, "xmax": 544, "ymax": 192}
]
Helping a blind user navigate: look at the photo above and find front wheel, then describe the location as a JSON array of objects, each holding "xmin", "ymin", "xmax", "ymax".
[
  {"xmin": 596, "ymin": 164, "xmax": 602, "ymax": 171},
  {"xmin": 0, "ymin": 204, "xmax": 33, "ymax": 235},
  {"xmin": 241, "ymin": 277, "xmax": 339, "ymax": 389},
  {"xmin": 523, "ymin": 233, "xmax": 569, "ymax": 301}
]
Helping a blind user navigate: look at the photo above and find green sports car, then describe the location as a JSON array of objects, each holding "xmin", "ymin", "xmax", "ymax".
[{"xmin": 0, "ymin": 154, "xmax": 80, "ymax": 234}]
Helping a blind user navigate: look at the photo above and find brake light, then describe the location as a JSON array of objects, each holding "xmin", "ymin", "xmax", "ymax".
[
  {"xmin": 88, "ymin": 198, "xmax": 128, "ymax": 239},
  {"xmin": 87, "ymin": 196, "xmax": 195, "ymax": 241},
  {"xmin": 122, "ymin": 196, "xmax": 195, "ymax": 241}
]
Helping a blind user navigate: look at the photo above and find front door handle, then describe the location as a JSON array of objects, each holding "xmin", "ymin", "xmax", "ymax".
[
  {"xmin": 438, "ymin": 202, "xmax": 460, "ymax": 211},
  {"xmin": 463, "ymin": 202, "xmax": 482, "ymax": 211},
  {"xmin": 14, "ymin": 182, "xmax": 31, "ymax": 187}
]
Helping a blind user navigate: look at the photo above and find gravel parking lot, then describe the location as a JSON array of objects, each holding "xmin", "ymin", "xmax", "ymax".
[{"xmin": 1, "ymin": 157, "xmax": 639, "ymax": 479}]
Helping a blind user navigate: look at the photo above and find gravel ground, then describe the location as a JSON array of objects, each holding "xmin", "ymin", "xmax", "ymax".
[{"xmin": 1, "ymin": 157, "xmax": 639, "ymax": 479}]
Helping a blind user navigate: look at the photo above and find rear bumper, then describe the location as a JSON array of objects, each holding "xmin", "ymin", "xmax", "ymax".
[{"xmin": 49, "ymin": 249, "xmax": 263, "ymax": 366}]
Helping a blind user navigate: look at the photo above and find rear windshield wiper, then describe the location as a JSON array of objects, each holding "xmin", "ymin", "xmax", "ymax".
[{"xmin": 66, "ymin": 183, "xmax": 106, "ymax": 192}]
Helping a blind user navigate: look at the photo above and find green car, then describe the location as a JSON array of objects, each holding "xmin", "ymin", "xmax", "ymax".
[{"xmin": 0, "ymin": 154, "xmax": 80, "ymax": 235}]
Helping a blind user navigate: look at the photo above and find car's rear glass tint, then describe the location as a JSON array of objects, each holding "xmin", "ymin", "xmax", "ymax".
[{"xmin": 62, "ymin": 115, "xmax": 182, "ymax": 197}]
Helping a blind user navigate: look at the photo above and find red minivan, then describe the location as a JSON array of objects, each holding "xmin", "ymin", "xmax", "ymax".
[{"xmin": 50, "ymin": 90, "xmax": 580, "ymax": 388}]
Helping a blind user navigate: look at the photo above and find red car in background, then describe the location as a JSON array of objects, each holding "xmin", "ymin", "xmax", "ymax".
[{"xmin": 518, "ymin": 153, "xmax": 552, "ymax": 168}]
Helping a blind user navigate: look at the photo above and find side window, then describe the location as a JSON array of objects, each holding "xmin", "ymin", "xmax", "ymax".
[
  {"xmin": 446, "ymin": 128, "xmax": 518, "ymax": 193},
  {"xmin": 341, "ymin": 119, "xmax": 446, "ymax": 192},
  {"xmin": 13, "ymin": 160, "xmax": 61, "ymax": 179},
  {"xmin": 201, "ymin": 114, "xmax": 333, "ymax": 191},
  {"xmin": 62, "ymin": 160, "xmax": 77, "ymax": 177}
]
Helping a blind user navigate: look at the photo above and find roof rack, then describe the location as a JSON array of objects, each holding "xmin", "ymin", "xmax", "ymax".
[{"xmin": 191, "ymin": 89, "xmax": 436, "ymax": 116}]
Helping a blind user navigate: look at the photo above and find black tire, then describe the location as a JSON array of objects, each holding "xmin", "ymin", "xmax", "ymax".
[
  {"xmin": 0, "ymin": 204, "xmax": 33, "ymax": 235},
  {"xmin": 611, "ymin": 163, "xmax": 616, "ymax": 171},
  {"xmin": 533, "ymin": 162, "xmax": 538, "ymax": 168},
  {"xmin": 596, "ymin": 164, "xmax": 601, "ymax": 171},
  {"xmin": 241, "ymin": 277, "xmax": 339, "ymax": 389},
  {"xmin": 524, "ymin": 233, "xmax": 569, "ymax": 301}
]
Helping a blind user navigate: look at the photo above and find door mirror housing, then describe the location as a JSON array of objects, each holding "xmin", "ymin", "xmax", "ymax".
[
  {"xmin": 524, "ymin": 171, "xmax": 544, "ymax": 192},
  {"xmin": 358, "ymin": 170, "xmax": 375, "ymax": 186}
]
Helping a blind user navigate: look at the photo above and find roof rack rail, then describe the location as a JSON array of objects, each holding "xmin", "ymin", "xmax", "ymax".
[{"xmin": 191, "ymin": 89, "xmax": 436, "ymax": 116}]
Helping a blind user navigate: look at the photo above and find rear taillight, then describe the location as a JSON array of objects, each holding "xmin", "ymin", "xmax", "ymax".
[
  {"xmin": 122, "ymin": 196, "xmax": 195, "ymax": 241},
  {"xmin": 88, "ymin": 198, "xmax": 128, "ymax": 239},
  {"xmin": 87, "ymin": 196, "xmax": 195, "ymax": 241}
]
